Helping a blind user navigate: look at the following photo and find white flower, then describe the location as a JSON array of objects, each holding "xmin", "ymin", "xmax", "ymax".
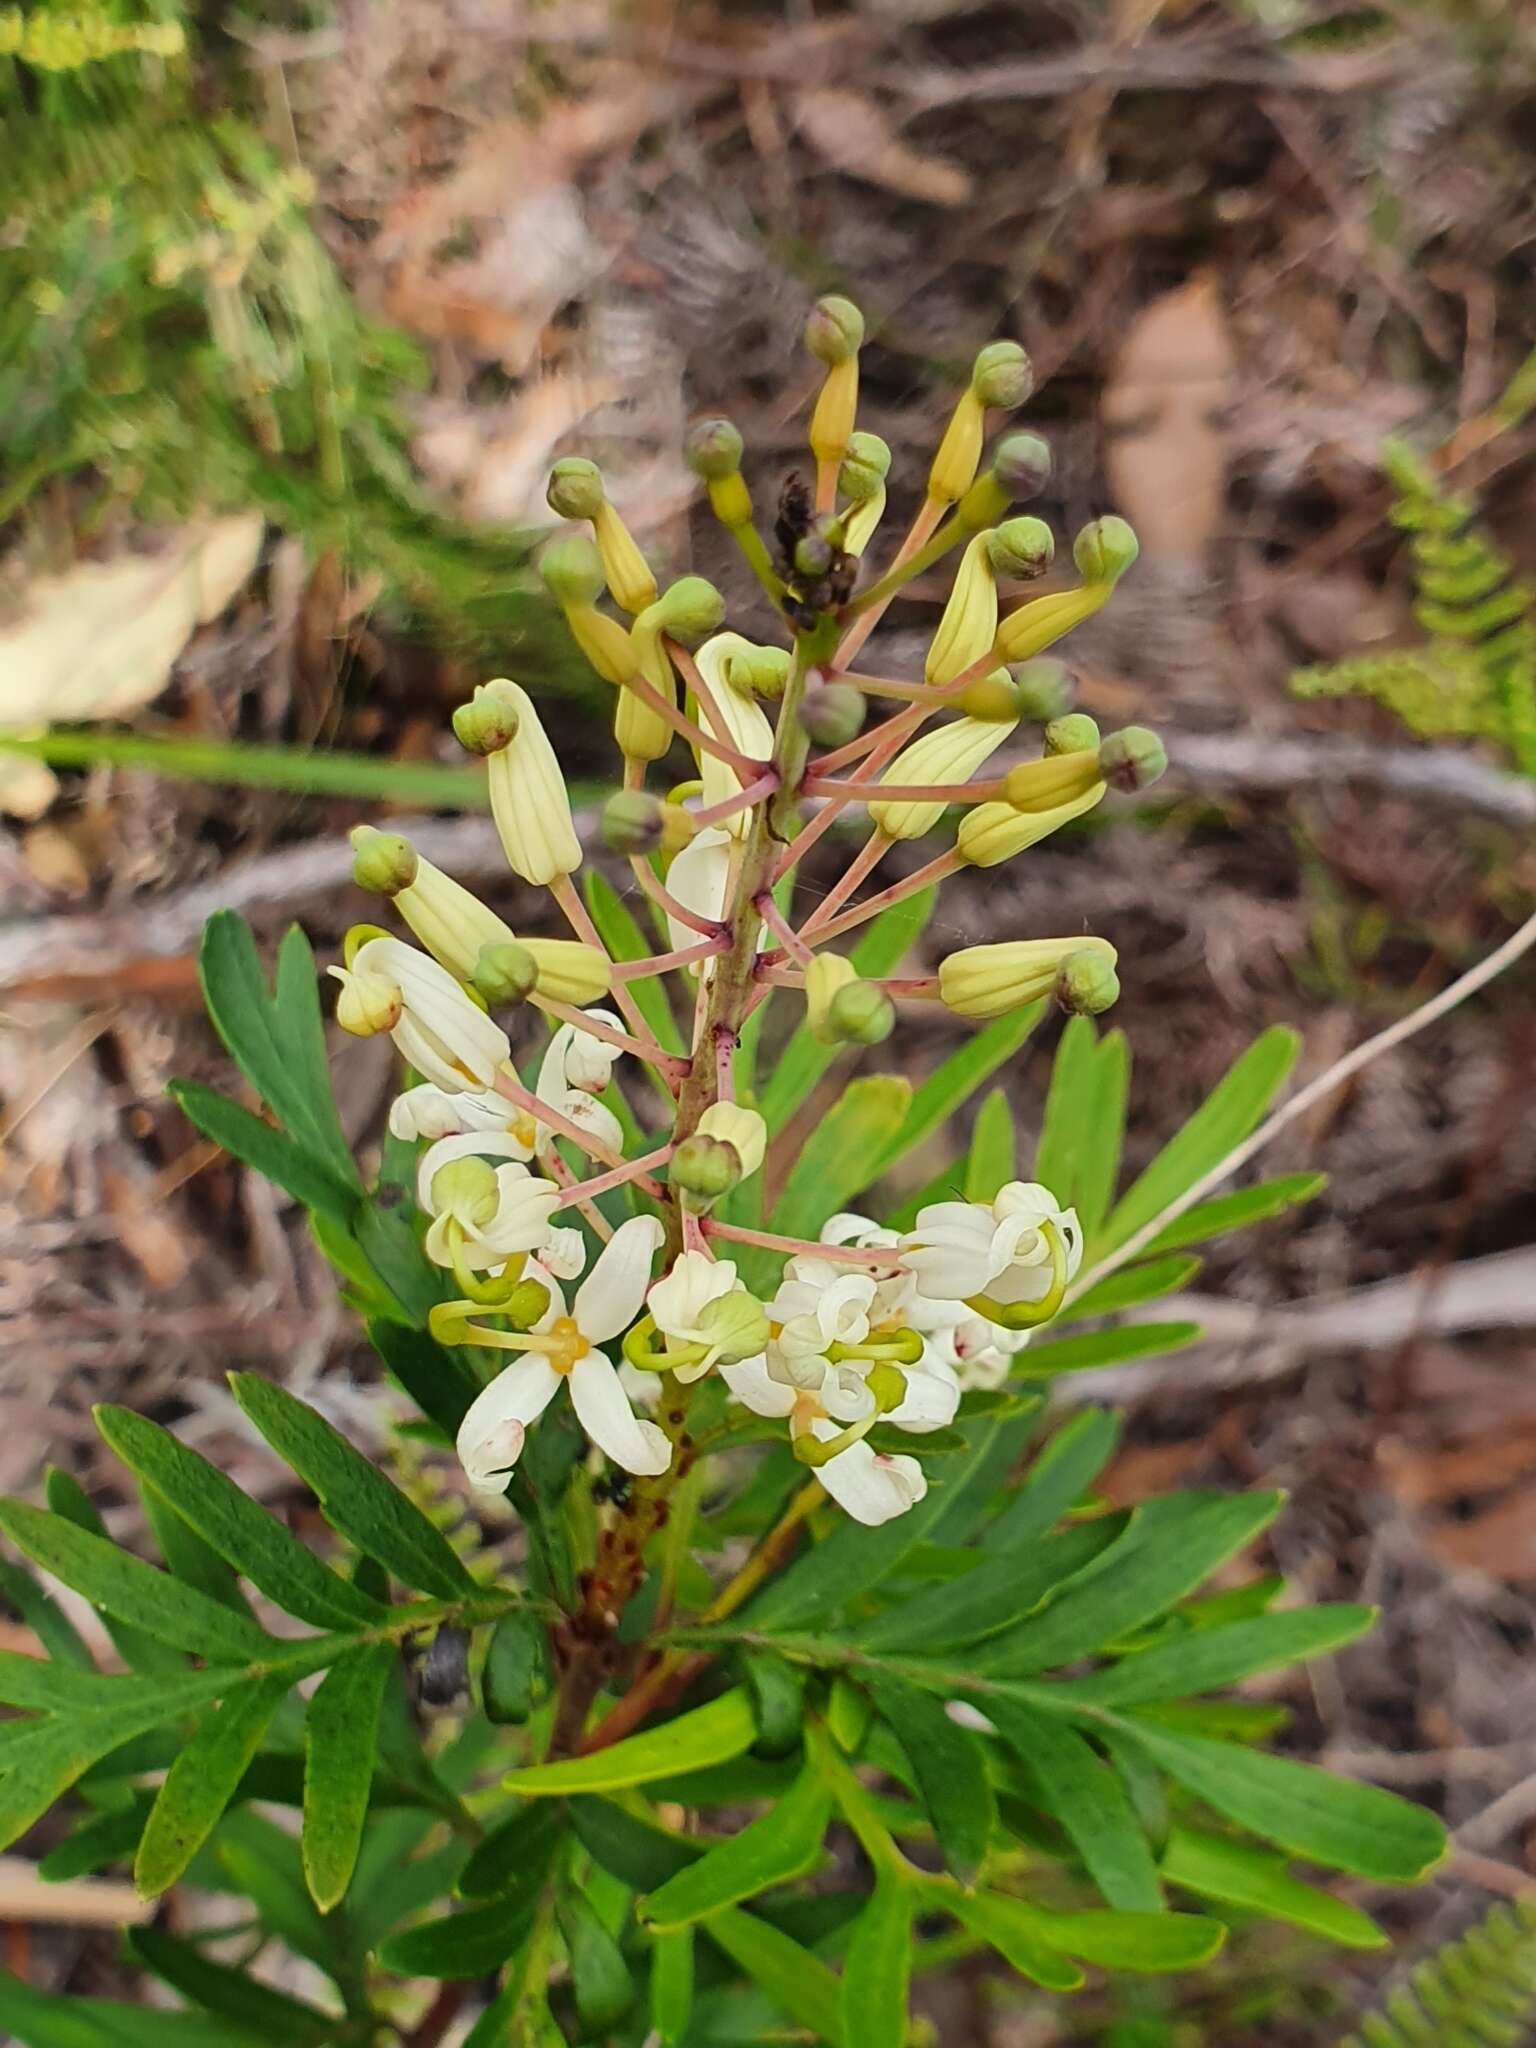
[
  {"xmin": 543, "ymin": 1226, "xmax": 587, "ymax": 1281},
  {"xmin": 533, "ymin": 1014, "xmax": 625, "ymax": 1158},
  {"xmin": 693, "ymin": 633, "xmax": 775, "ymax": 840},
  {"xmin": 456, "ymin": 1216, "xmax": 670, "ymax": 1491},
  {"xmin": 820, "ymin": 1212, "xmax": 917, "ymax": 1325},
  {"xmin": 331, "ymin": 936, "xmax": 508, "ymax": 1093},
  {"xmin": 416, "ymin": 1133, "xmax": 559, "ymax": 1271},
  {"xmin": 770, "ymin": 1261, "xmax": 876, "ymax": 1365},
  {"xmin": 481, "ymin": 678, "xmax": 582, "ymax": 886},
  {"xmin": 664, "ymin": 827, "xmax": 758, "ymax": 973},
  {"xmin": 388, "ymin": 1079, "xmax": 536, "ymax": 1147},
  {"xmin": 900, "ymin": 1180, "xmax": 1082, "ymax": 1315},
  {"xmin": 648, "ymin": 1252, "xmax": 768, "ymax": 1383},
  {"xmin": 811, "ymin": 1425, "xmax": 928, "ymax": 1526},
  {"xmin": 928, "ymin": 1312, "xmax": 1032, "ymax": 1391},
  {"xmin": 553, "ymin": 1010, "xmax": 624, "ymax": 1095}
]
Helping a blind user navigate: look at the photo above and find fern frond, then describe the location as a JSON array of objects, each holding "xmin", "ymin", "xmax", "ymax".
[{"xmin": 1339, "ymin": 1896, "xmax": 1536, "ymax": 2047}]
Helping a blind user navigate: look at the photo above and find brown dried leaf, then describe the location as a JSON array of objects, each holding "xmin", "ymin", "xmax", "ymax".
[
  {"xmin": 792, "ymin": 88, "xmax": 973, "ymax": 208},
  {"xmin": 1427, "ymin": 1489, "xmax": 1536, "ymax": 1582},
  {"xmin": 101, "ymin": 1163, "xmax": 192, "ymax": 1292}
]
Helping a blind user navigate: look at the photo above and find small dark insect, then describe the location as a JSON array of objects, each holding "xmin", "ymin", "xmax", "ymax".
[
  {"xmin": 591, "ymin": 1468, "xmax": 634, "ymax": 1511},
  {"xmin": 417, "ymin": 1623, "xmax": 472, "ymax": 1706},
  {"xmin": 774, "ymin": 471, "xmax": 815, "ymax": 568},
  {"xmin": 775, "ymin": 470, "xmax": 856, "ymax": 629}
]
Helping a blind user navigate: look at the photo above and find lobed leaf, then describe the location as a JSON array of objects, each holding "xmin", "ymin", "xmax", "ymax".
[{"xmin": 169, "ymin": 1081, "xmax": 356, "ymax": 1222}]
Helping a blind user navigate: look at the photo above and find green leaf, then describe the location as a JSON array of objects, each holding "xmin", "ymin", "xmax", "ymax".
[
  {"xmin": 368, "ymin": 1318, "xmax": 483, "ymax": 1439},
  {"xmin": 379, "ymin": 1894, "xmax": 539, "ymax": 1977},
  {"xmin": 1035, "ymin": 1016, "xmax": 1100, "ymax": 1207},
  {"xmin": 214, "ymin": 1810, "xmax": 353, "ymax": 1992},
  {"xmin": 841, "ymin": 1878, "xmax": 913, "ymax": 2048},
  {"xmin": 585, "ymin": 870, "xmax": 685, "ymax": 1053},
  {"xmin": 865, "ymin": 1676, "xmax": 995, "ymax": 1883},
  {"xmin": 701, "ymin": 1905, "xmax": 847, "ymax": 2048},
  {"xmin": 1011, "ymin": 1321, "xmax": 1202, "ymax": 1379},
  {"xmin": 1112, "ymin": 1720, "xmax": 1448, "ymax": 1882},
  {"xmin": 568, "ymin": 1795, "xmax": 704, "ymax": 1892},
  {"xmin": 272, "ymin": 924, "xmax": 360, "ymax": 1182},
  {"xmin": 0, "ymin": 1969, "xmax": 272, "ymax": 2048},
  {"xmin": 303, "ymin": 1644, "xmax": 391, "ymax": 1911},
  {"xmin": 43, "ymin": 1469, "xmax": 189, "ymax": 1676},
  {"xmin": 135, "ymin": 1676, "xmax": 290, "ymax": 1896},
  {"xmin": 877, "ymin": 1005, "xmax": 1042, "ymax": 1178},
  {"xmin": 965, "ymin": 1087, "xmax": 1016, "ymax": 1202},
  {"xmin": 96, "ymin": 1407, "xmax": 384, "ymax": 1632},
  {"xmin": 771, "ymin": 1074, "xmax": 913, "ymax": 1248},
  {"xmin": 558, "ymin": 1883, "xmax": 638, "ymax": 2034},
  {"xmin": 228, "ymin": 1374, "xmax": 477, "ymax": 1598},
  {"xmin": 40, "ymin": 1799, "xmax": 150, "ymax": 1882},
  {"xmin": 984, "ymin": 1697, "xmax": 1162, "ymax": 1911},
  {"xmin": 124, "ymin": 1927, "xmax": 335, "ymax": 2041},
  {"xmin": 0, "ymin": 1499, "xmax": 271, "ymax": 1662},
  {"xmin": 649, "ymin": 1926, "xmax": 695, "ymax": 2046},
  {"xmin": 758, "ymin": 889, "xmax": 936, "ymax": 1134},
  {"xmin": 0, "ymin": 1559, "xmax": 93, "ymax": 1669},
  {"xmin": 642, "ymin": 1764, "xmax": 830, "ymax": 1929},
  {"xmin": 1098, "ymin": 1027, "xmax": 1300, "ymax": 1254},
  {"xmin": 170, "ymin": 1081, "xmax": 356, "ymax": 1221},
  {"xmin": 505, "ymin": 1690, "xmax": 759, "ymax": 1796},
  {"xmin": 1069, "ymin": 1255, "xmax": 1202, "ymax": 1320},
  {"xmin": 1036, "ymin": 1908, "xmax": 1225, "ymax": 1972},
  {"xmin": 934, "ymin": 1887, "xmax": 1083, "ymax": 1991},
  {"xmin": 458, "ymin": 1798, "xmax": 566, "ymax": 1901},
  {"xmin": 1162, "ymin": 1824, "xmax": 1386, "ymax": 1948},
  {"xmin": 1075, "ymin": 1030, "xmax": 1130, "ymax": 1236},
  {"xmin": 860, "ymin": 1519, "xmax": 1122, "ymax": 1657},
  {"xmin": 982, "ymin": 1408, "xmax": 1121, "ymax": 1555},
  {"xmin": 1065, "ymin": 1604, "xmax": 1376, "ymax": 1707},
  {"xmin": 1140, "ymin": 1173, "xmax": 1327, "ymax": 1257},
  {"xmin": 141, "ymin": 1491, "xmax": 251, "ymax": 1617},
  {"xmin": 740, "ymin": 1645, "xmax": 806, "ymax": 1756},
  {"xmin": 978, "ymin": 1491, "xmax": 1284, "ymax": 1676}
]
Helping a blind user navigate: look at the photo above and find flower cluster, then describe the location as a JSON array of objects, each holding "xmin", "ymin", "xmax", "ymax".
[{"xmin": 330, "ymin": 297, "xmax": 1161, "ymax": 1524}]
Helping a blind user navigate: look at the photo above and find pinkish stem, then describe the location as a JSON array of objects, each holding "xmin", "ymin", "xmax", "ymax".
[
  {"xmin": 705, "ymin": 1219, "xmax": 901, "ymax": 1267},
  {"xmin": 835, "ymin": 497, "xmax": 944, "ymax": 667},
  {"xmin": 612, "ymin": 937, "xmax": 728, "ymax": 981},
  {"xmin": 531, "ymin": 998, "xmax": 690, "ymax": 1083},
  {"xmin": 491, "ymin": 1065, "xmax": 626, "ymax": 1171},
  {"xmin": 689, "ymin": 770, "xmax": 779, "ymax": 830},
  {"xmin": 628, "ymin": 855, "xmax": 726, "ymax": 940},
  {"xmin": 554, "ymin": 1144, "xmax": 675, "ymax": 1211},
  {"xmin": 754, "ymin": 890, "xmax": 815, "ymax": 965},
  {"xmin": 808, "ymin": 847, "xmax": 964, "ymax": 945},
  {"xmin": 804, "ymin": 773, "xmax": 1002, "ymax": 804},
  {"xmin": 665, "ymin": 639, "xmax": 771, "ymax": 781},
  {"xmin": 798, "ymin": 827, "xmax": 889, "ymax": 939},
  {"xmin": 538, "ymin": 1145, "xmax": 614, "ymax": 1240},
  {"xmin": 550, "ymin": 874, "xmax": 673, "ymax": 1090},
  {"xmin": 624, "ymin": 652, "xmax": 763, "ymax": 776}
]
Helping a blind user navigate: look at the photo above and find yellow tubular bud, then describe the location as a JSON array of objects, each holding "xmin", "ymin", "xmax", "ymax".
[
  {"xmin": 708, "ymin": 472, "xmax": 754, "ymax": 530},
  {"xmin": 810, "ymin": 356, "xmax": 860, "ymax": 469},
  {"xmin": 693, "ymin": 632, "xmax": 775, "ymax": 839},
  {"xmin": 993, "ymin": 584, "xmax": 1113, "ymax": 667},
  {"xmin": 957, "ymin": 785, "xmax": 1106, "ymax": 868},
  {"xmin": 928, "ymin": 387, "xmax": 985, "ymax": 507},
  {"xmin": 697, "ymin": 1101, "xmax": 767, "ymax": 1179},
  {"xmin": 482, "ymin": 678, "xmax": 583, "ymax": 887},
  {"xmin": 805, "ymin": 952, "xmax": 857, "ymax": 1043},
  {"xmin": 1000, "ymin": 752, "xmax": 1106, "ymax": 815},
  {"xmin": 925, "ymin": 533, "xmax": 999, "ymax": 686},
  {"xmin": 619, "ymin": 624, "xmax": 677, "ymax": 764},
  {"xmin": 940, "ymin": 936, "xmax": 1117, "ymax": 1020},
  {"xmin": 523, "ymin": 938, "xmax": 613, "ymax": 1006},
  {"xmin": 393, "ymin": 851, "xmax": 517, "ymax": 982},
  {"xmin": 868, "ymin": 713, "xmax": 1020, "ymax": 842},
  {"xmin": 567, "ymin": 604, "xmax": 641, "ymax": 688},
  {"xmin": 843, "ymin": 484, "xmax": 886, "ymax": 559},
  {"xmin": 592, "ymin": 500, "xmax": 658, "ymax": 615}
]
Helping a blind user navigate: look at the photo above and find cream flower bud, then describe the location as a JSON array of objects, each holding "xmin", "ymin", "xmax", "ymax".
[
  {"xmin": 805, "ymin": 951, "xmax": 857, "ymax": 1043},
  {"xmin": 390, "ymin": 847, "xmax": 516, "ymax": 981},
  {"xmin": 829, "ymin": 979, "xmax": 895, "ymax": 1045},
  {"xmin": 481, "ymin": 678, "xmax": 582, "ymax": 886},
  {"xmin": 939, "ymin": 936, "xmax": 1118, "ymax": 1019},
  {"xmin": 334, "ymin": 966, "xmax": 401, "ymax": 1037},
  {"xmin": 1000, "ymin": 750, "xmax": 1105, "ymax": 814},
  {"xmin": 1099, "ymin": 725, "xmax": 1168, "ymax": 793},
  {"xmin": 619, "ymin": 620, "xmax": 677, "ymax": 763},
  {"xmin": 807, "ymin": 298, "xmax": 864, "ymax": 469},
  {"xmin": 956, "ymin": 785, "xmax": 1106, "ymax": 868},
  {"xmin": 697, "ymin": 1102, "xmax": 767, "ymax": 1180},
  {"xmin": 957, "ymin": 668, "xmax": 1025, "ymax": 722},
  {"xmin": 452, "ymin": 681, "xmax": 521, "ymax": 756},
  {"xmin": 522, "ymin": 939, "xmax": 612, "ymax": 1007},
  {"xmin": 993, "ymin": 584, "xmax": 1112, "ymax": 666},
  {"xmin": 693, "ymin": 632, "xmax": 775, "ymax": 838},
  {"xmin": 330, "ymin": 936, "xmax": 509, "ymax": 1091},
  {"xmin": 1009, "ymin": 658, "xmax": 1075, "ymax": 723},
  {"xmin": 593, "ymin": 500, "xmax": 658, "ymax": 616},
  {"xmin": 685, "ymin": 417, "xmax": 744, "ymax": 481},
  {"xmin": 843, "ymin": 484, "xmax": 887, "ymax": 559},
  {"xmin": 601, "ymin": 788, "xmax": 667, "ymax": 856},
  {"xmin": 971, "ymin": 339, "xmax": 1033, "ymax": 410},
  {"xmin": 798, "ymin": 680, "xmax": 864, "ymax": 748},
  {"xmin": 350, "ymin": 826, "xmax": 417, "ymax": 896},
  {"xmin": 840, "ymin": 431, "xmax": 891, "ymax": 504},
  {"xmin": 869, "ymin": 712, "xmax": 1019, "ymax": 842},
  {"xmin": 985, "ymin": 516, "xmax": 1054, "ymax": 581},
  {"xmin": 1045, "ymin": 713, "xmax": 1101, "ymax": 756},
  {"xmin": 539, "ymin": 533, "xmax": 606, "ymax": 609},
  {"xmin": 472, "ymin": 942, "xmax": 538, "ymax": 1008},
  {"xmin": 1056, "ymin": 949, "xmax": 1121, "ymax": 1016},
  {"xmin": 925, "ymin": 533, "xmax": 997, "ymax": 686},
  {"xmin": 928, "ymin": 386, "xmax": 985, "ymax": 507},
  {"xmin": 546, "ymin": 456, "xmax": 607, "ymax": 522}
]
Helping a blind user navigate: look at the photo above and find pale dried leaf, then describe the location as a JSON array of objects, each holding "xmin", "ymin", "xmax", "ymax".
[{"xmin": 793, "ymin": 87, "xmax": 973, "ymax": 207}]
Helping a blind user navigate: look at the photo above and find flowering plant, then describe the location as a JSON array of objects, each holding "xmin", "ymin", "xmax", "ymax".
[{"xmin": 0, "ymin": 304, "xmax": 1446, "ymax": 2045}]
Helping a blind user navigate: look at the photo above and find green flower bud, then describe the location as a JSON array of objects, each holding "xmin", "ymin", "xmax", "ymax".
[
  {"xmin": 684, "ymin": 416, "xmax": 744, "ymax": 481},
  {"xmin": 1098, "ymin": 725, "xmax": 1168, "ymax": 794},
  {"xmin": 971, "ymin": 339, "xmax": 1033, "ymax": 410},
  {"xmin": 546, "ymin": 455, "xmax": 606, "ymax": 521},
  {"xmin": 723, "ymin": 643, "xmax": 792, "ymax": 701},
  {"xmin": 839, "ymin": 431, "xmax": 892, "ymax": 504},
  {"xmin": 798, "ymin": 680, "xmax": 865, "ymax": 748},
  {"xmin": 1073, "ymin": 515, "xmax": 1140, "ymax": 584},
  {"xmin": 990, "ymin": 431, "xmax": 1053, "ymax": 501},
  {"xmin": 828, "ymin": 978, "xmax": 895, "ymax": 1045},
  {"xmin": 452, "ymin": 679, "xmax": 521, "ymax": 756},
  {"xmin": 696, "ymin": 1288, "xmax": 771, "ymax": 1365},
  {"xmin": 538, "ymin": 533, "xmax": 605, "ymax": 608},
  {"xmin": 646, "ymin": 574, "xmax": 727, "ymax": 649},
  {"xmin": 1056, "ymin": 949, "xmax": 1121, "ymax": 1017},
  {"xmin": 805, "ymin": 294, "xmax": 864, "ymax": 365},
  {"xmin": 1009, "ymin": 657, "xmax": 1075, "ymax": 723},
  {"xmin": 350, "ymin": 825, "xmax": 418, "ymax": 896},
  {"xmin": 793, "ymin": 517, "xmax": 841, "ymax": 582},
  {"xmin": 430, "ymin": 1155, "xmax": 500, "ymax": 1225},
  {"xmin": 985, "ymin": 516, "xmax": 1055, "ymax": 581},
  {"xmin": 670, "ymin": 1132, "xmax": 742, "ymax": 1209},
  {"xmin": 1044, "ymin": 712, "xmax": 1101, "ymax": 757},
  {"xmin": 601, "ymin": 788, "xmax": 666, "ymax": 856},
  {"xmin": 472, "ymin": 940, "xmax": 538, "ymax": 1008},
  {"xmin": 957, "ymin": 669, "xmax": 1025, "ymax": 722}
]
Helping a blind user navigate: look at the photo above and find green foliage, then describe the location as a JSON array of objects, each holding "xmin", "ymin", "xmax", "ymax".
[{"xmin": 1338, "ymin": 1895, "xmax": 1536, "ymax": 2045}]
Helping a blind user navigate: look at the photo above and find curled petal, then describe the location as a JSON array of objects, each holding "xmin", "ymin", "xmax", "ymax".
[
  {"xmin": 886, "ymin": 1362, "xmax": 961, "ymax": 1432},
  {"xmin": 456, "ymin": 1359, "xmax": 562, "ymax": 1493},
  {"xmin": 569, "ymin": 1351, "xmax": 672, "ymax": 1475},
  {"xmin": 721, "ymin": 1354, "xmax": 793, "ymax": 1417},
  {"xmin": 813, "ymin": 1426, "xmax": 927, "ymax": 1525},
  {"xmin": 649, "ymin": 1250, "xmax": 737, "ymax": 1344}
]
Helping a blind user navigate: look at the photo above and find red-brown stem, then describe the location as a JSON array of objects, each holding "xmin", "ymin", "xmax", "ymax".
[
  {"xmin": 629, "ymin": 855, "xmax": 726, "ymax": 940},
  {"xmin": 805, "ymin": 774, "xmax": 1002, "ymax": 803},
  {"xmin": 623, "ymin": 652, "xmax": 762, "ymax": 776},
  {"xmin": 703, "ymin": 1218, "xmax": 900, "ymax": 1267},
  {"xmin": 550, "ymin": 874, "xmax": 671, "ymax": 1086},
  {"xmin": 755, "ymin": 960, "xmax": 806, "ymax": 986},
  {"xmin": 835, "ymin": 497, "xmax": 944, "ymax": 666},
  {"xmin": 492, "ymin": 1065, "xmax": 627, "ymax": 1168},
  {"xmin": 808, "ymin": 847, "xmax": 964, "ymax": 944},
  {"xmin": 532, "ymin": 998, "xmax": 689, "ymax": 1082},
  {"xmin": 665, "ymin": 639, "xmax": 770, "ymax": 781},
  {"xmin": 613, "ymin": 937, "xmax": 728, "ymax": 980},
  {"xmin": 879, "ymin": 975, "xmax": 941, "ymax": 999},
  {"xmin": 714, "ymin": 1023, "xmax": 737, "ymax": 1099},
  {"xmin": 799, "ymin": 827, "xmax": 889, "ymax": 939},
  {"xmin": 689, "ymin": 771, "xmax": 779, "ymax": 828},
  {"xmin": 754, "ymin": 890, "xmax": 815, "ymax": 965},
  {"xmin": 538, "ymin": 1144, "xmax": 613, "ymax": 1240},
  {"xmin": 554, "ymin": 1144, "xmax": 674, "ymax": 1210}
]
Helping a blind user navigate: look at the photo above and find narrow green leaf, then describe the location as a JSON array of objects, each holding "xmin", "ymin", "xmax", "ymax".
[
  {"xmin": 0, "ymin": 1559, "xmax": 94, "ymax": 1669},
  {"xmin": 1111, "ymin": 1720, "xmax": 1449, "ymax": 1882},
  {"xmin": 978, "ymin": 1491, "xmax": 1283, "ymax": 1676},
  {"xmin": 841, "ymin": 1878, "xmax": 913, "ymax": 2048},
  {"xmin": 965, "ymin": 1087, "xmax": 1016, "ymax": 1202},
  {"xmin": 1011, "ymin": 1321, "xmax": 1201, "ymax": 1378},
  {"xmin": 857, "ymin": 1518, "xmax": 1120, "ymax": 1656},
  {"xmin": 702, "ymin": 1904, "xmax": 848, "ymax": 2047},
  {"xmin": 1038, "ymin": 1908, "xmax": 1225, "ymax": 1972},
  {"xmin": 40, "ymin": 1799, "xmax": 150, "ymax": 1882},
  {"xmin": 170, "ymin": 1081, "xmax": 356, "ymax": 1221},
  {"xmin": 649, "ymin": 1925, "xmax": 695, "ymax": 2046},
  {"xmin": 228, "ymin": 1374, "xmax": 477, "ymax": 1598},
  {"xmin": 1066, "ymin": 1604, "xmax": 1376, "ymax": 1707},
  {"xmin": 458, "ymin": 1798, "xmax": 565, "ymax": 1901},
  {"xmin": 984, "ymin": 1697, "xmax": 1162, "ymax": 1911},
  {"xmin": 505, "ymin": 1689, "xmax": 758, "ymax": 1796},
  {"xmin": 140, "ymin": 1490, "xmax": 251, "ymax": 1616},
  {"xmin": 740, "ymin": 1644, "xmax": 806, "ymax": 1756},
  {"xmin": 1140, "ymin": 1173, "xmax": 1327, "ymax": 1256},
  {"xmin": 96, "ymin": 1407, "xmax": 384, "ymax": 1632},
  {"xmin": 771, "ymin": 1074, "xmax": 913, "ymax": 1247},
  {"xmin": 877, "ymin": 1005, "xmax": 1042, "ymax": 1177},
  {"xmin": 934, "ymin": 1886, "xmax": 1084, "ymax": 1990},
  {"xmin": 1099, "ymin": 1027, "xmax": 1301, "ymax": 1254},
  {"xmin": 1069, "ymin": 1254, "xmax": 1202, "ymax": 1320},
  {"xmin": 379, "ymin": 1894, "xmax": 539, "ymax": 1977},
  {"xmin": 568, "ymin": 1795, "xmax": 704, "ymax": 1891},
  {"xmin": 0, "ymin": 1499, "xmax": 271, "ymax": 1662},
  {"xmin": 1075, "ymin": 1029, "xmax": 1130, "ymax": 1236},
  {"xmin": 272, "ymin": 924, "xmax": 360, "ymax": 1184},
  {"xmin": 43, "ymin": 1470, "xmax": 187, "ymax": 1676},
  {"xmin": 558, "ymin": 1883, "xmax": 637, "ymax": 2034},
  {"xmin": 125, "ymin": 1927, "xmax": 335, "ymax": 2040},
  {"xmin": 866, "ymin": 1676, "xmax": 995, "ymax": 1883},
  {"xmin": 214, "ymin": 1810, "xmax": 352, "ymax": 1990},
  {"xmin": 585, "ymin": 869, "xmax": 686, "ymax": 1053},
  {"xmin": 303, "ymin": 1645, "xmax": 391, "ymax": 1911},
  {"xmin": 1161, "ymin": 1824, "xmax": 1386, "ymax": 1948},
  {"xmin": 642, "ymin": 1765, "xmax": 830, "ymax": 1929},
  {"xmin": 1034, "ymin": 1015, "xmax": 1100, "ymax": 1206},
  {"xmin": 0, "ymin": 1968, "xmax": 272, "ymax": 2048},
  {"xmin": 0, "ymin": 1649, "xmax": 126, "ymax": 1712},
  {"xmin": 982, "ymin": 1408, "xmax": 1121, "ymax": 1555},
  {"xmin": 135, "ymin": 1676, "xmax": 289, "ymax": 1896}
]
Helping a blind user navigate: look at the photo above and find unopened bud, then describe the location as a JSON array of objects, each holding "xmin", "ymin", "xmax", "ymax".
[
  {"xmin": 452, "ymin": 680, "xmax": 521, "ymax": 756},
  {"xmin": 829, "ymin": 979, "xmax": 895, "ymax": 1045},
  {"xmin": 839, "ymin": 431, "xmax": 891, "ymax": 504},
  {"xmin": 805, "ymin": 951, "xmax": 856, "ymax": 1043},
  {"xmin": 723, "ymin": 644, "xmax": 792, "ymax": 701},
  {"xmin": 793, "ymin": 518, "xmax": 840, "ymax": 582},
  {"xmin": 546, "ymin": 456, "xmax": 606, "ymax": 522},
  {"xmin": 939, "ymin": 935, "xmax": 1117, "ymax": 1020},
  {"xmin": 671, "ymin": 1132, "xmax": 743, "ymax": 1209},
  {"xmin": 1045, "ymin": 713, "xmax": 1101, "ymax": 757},
  {"xmin": 472, "ymin": 941, "xmax": 538, "ymax": 1009},
  {"xmin": 646, "ymin": 575, "xmax": 726, "ymax": 649},
  {"xmin": 697, "ymin": 1289, "xmax": 770, "ymax": 1364},
  {"xmin": 799, "ymin": 680, "xmax": 865, "ymax": 748},
  {"xmin": 1098, "ymin": 725, "xmax": 1167, "ymax": 794},
  {"xmin": 1073, "ymin": 515, "xmax": 1140, "ymax": 585},
  {"xmin": 1056, "ymin": 949, "xmax": 1121, "ymax": 1016},
  {"xmin": 593, "ymin": 501, "xmax": 658, "ymax": 615},
  {"xmin": 985, "ymin": 517, "xmax": 1055, "ymax": 581},
  {"xmin": 335, "ymin": 968, "xmax": 401, "ymax": 1038},
  {"xmin": 958, "ymin": 669, "xmax": 1025, "ymax": 722},
  {"xmin": 350, "ymin": 826, "xmax": 418, "ymax": 896},
  {"xmin": 1001, "ymin": 750, "xmax": 1104, "ymax": 814},
  {"xmin": 659, "ymin": 801, "xmax": 699, "ymax": 855},
  {"xmin": 601, "ymin": 789, "xmax": 666, "ymax": 856},
  {"xmin": 971, "ymin": 340, "xmax": 1033, "ymax": 410},
  {"xmin": 697, "ymin": 1102, "xmax": 767, "ymax": 1179},
  {"xmin": 1009, "ymin": 658, "xmax": 1075, "ymax": 723},
  {"xmin": 538, "ymin": 534, "xmax": 605, "ymax": 609},
  {"xmin": 993, "ymin": 431, "xmax": 1053, "ymax": 501},
  {"xmin": 805, "ymin": 294, "xmax": 864, "ymax": 365},
  {"xmin": 523, "ymin": 939, "xmax": 612, "ymax": 1007},
  {"xmin": 430, "ymin": 1155, "xmax": 499, "ymax": 1223},
  {"xmin": 684, "ymin": 417, "xmax": 744, "ymax": 481}
]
